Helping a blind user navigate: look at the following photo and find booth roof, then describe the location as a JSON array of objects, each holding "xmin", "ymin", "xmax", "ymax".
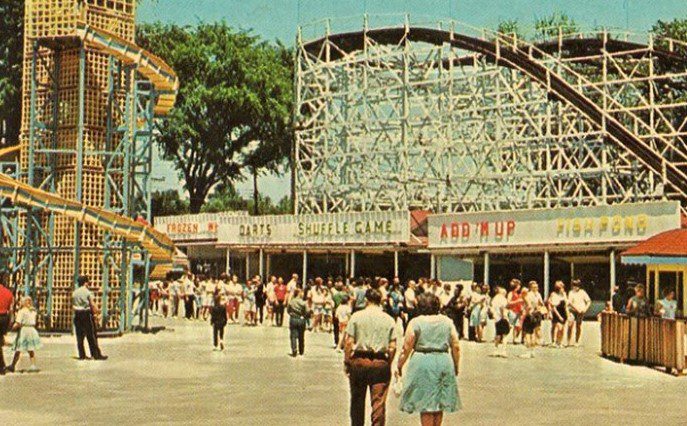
[{"xmin": 622, "ymin": 228, "xmax": 687, "ymax": 258}]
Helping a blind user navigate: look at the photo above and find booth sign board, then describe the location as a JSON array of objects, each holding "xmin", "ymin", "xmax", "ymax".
[
  {"xmin": 155, "ymin": 211, "xmax": 248, "ymax": 241},
  {"xmin": 217, "ymin": 211, "xmax": 410, "ymax": 245},
  {"xmin": 428, "ymin": 201, "xmax": 680, "ymax": 249}
]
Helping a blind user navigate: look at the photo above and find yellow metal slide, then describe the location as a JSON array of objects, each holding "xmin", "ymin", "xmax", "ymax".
[{"xmin": 0, "ymin": 24, "xmax": 179, "ymax": 264}]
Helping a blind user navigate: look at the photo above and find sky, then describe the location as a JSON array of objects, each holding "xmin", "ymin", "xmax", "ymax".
[{"xmin": 138, "ymin": 0, "xmax": 687, "ymax": 201}]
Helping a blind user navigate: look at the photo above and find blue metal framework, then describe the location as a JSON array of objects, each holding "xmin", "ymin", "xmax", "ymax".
[{"xmin": 0, "ymin": 40, "xmax": 158, "ymax": 333}]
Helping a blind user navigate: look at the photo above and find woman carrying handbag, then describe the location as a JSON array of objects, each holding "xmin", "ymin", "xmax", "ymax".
[{"xmin": 396, "ymin": 293, "xmax": 461, "ymax": 426}]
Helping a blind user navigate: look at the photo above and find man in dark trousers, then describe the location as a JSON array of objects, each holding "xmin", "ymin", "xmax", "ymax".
[
  {"xmin": 0, "ymin": 273, "xmax": 14, "ymax": 374},
  {"xmin": 254, "ymin": 275, "xmax": 266, "ymax": 324},
  {"xmin": 72, "ymin": 276, "xmax": 108, "ymax": 360},
  {"xmin": 344, "ymin": 288, "xmax": 397, "ymax": 426},
  {"xmin": 274, "ymin": 278, "xmax": 288, "ymax": 327}
]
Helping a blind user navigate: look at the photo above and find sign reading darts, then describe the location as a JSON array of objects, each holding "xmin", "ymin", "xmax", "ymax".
[{"xmin": 439, "ymin": 220, "xmax": 516, "ymax": 240}]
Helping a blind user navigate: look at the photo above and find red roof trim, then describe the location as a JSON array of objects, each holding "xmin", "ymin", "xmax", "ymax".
[{"xmin": 622, "ymin": 228, "xmax": 687, "ymax": 257}]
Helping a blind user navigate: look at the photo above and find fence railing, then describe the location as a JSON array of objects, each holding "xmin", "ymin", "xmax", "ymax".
[{"xmin": 600, "ymin": 312, "xmax": 686, "ymax": 376}]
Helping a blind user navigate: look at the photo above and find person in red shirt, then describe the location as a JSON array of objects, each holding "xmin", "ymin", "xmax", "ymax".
[
  {"xmin": 273, "ymin": 277, "xmax": 288, "ymax": 327},
  {"xmin": 135, "ymin": 213, "xmax": 150, "ymax": 227},
  {"xmin": 0, "ymin": 273, "xmax": 15, "ymax": 375},
  {"xmin": 507, "ymin": 279, "xmax": 525, "ymax": 345}
]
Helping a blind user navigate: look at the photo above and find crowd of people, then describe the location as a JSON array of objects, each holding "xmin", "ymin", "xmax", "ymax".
[{"xmin": 143, "ymin": 272, "xmax": 598, "ymax": 356}]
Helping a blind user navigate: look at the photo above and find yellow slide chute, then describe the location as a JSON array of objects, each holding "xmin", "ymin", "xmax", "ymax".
[
  {"xmin": 0, "ymin": 24, "xmax": 179, "ymax": 264},
  {"xmin": 76, "ymin": 23, "xmax": 179, "ymax": 116}
]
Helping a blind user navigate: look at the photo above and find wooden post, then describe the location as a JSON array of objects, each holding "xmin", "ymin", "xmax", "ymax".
[
  {"xmin": 245, "ymin": 253, "xmax": 250, "ymax": 281},
  {"xmin": 543, "ymin": 250, "xmax": 550, "ymax": 299},
  {"xmin": 225, "ymin": 248, "xmax": 231, "ymax": 275},
  {"xmin": 610, "ymin": 249, "xmax": 616, "ymax": 302},
  {"xmin": 483, "ymin": 252, "xmax": 490, "ymax": 286},
  {"xmin": 259, "ymin": 248, "xmax": 264, "ymax": 279},
  {"xmin": 302, "ymin": 250, "xmax": 308, "ymax": 284},
  {"xmin": 394, "ymin": 250, "xmax": 399, "ymax": 278},
  {"xmin": 430, "ymin": 254, "xmax": 436, "ymax": 280}
]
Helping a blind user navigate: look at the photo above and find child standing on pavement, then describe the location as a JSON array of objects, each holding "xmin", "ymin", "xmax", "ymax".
[
  {"xmin": 334, "ymin": 295, "xmax": 352, "ymax": 352},
  {"xmin": 6, "ymin": 296, "xmax": 42, "ymax": 373},
  {"xmin": 210, "ymin": 294, "xmax": 228, "ymax": 351}
]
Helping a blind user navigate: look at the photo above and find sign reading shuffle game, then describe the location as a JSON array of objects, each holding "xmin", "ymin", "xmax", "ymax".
[
  {"xmin": 217, "ymin": 211, "xmax": 410, "ymax": 245},
  {"xmin": 428, "ymin": 201, "xmax": 681, "ymax": 248}
]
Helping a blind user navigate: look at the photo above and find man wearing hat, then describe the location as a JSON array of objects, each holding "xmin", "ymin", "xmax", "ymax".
[{"xmin": 72, "ymin": 275, "xmax": 108, "ymax": 360}]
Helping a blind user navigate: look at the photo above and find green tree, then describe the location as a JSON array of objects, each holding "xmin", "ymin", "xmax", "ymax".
[
  {"xmin": 273, "ymin": 195, "xmax": 293, "ymax": 215},
  {"xmin": 137, "ymin": 22, "xmax": 293, "ymax": 213},
  {"xmin": 201, "ymin": 184, "xmax": 292, "ymax": 215},
  {"xmin": 200, "ymin": 184, "xmax": 248, "ymax": 213},
  {"xmin": 496, "ymin": 19, "xmax": 522, "ymax": 38},
  {"xmin": 534, "ymin": 12, "xmax": 578, "ymax": 40},
  {"xmin": 242, "ymin": 42, "xmax": 293, "ymax": 215},
  {"xmin": 652, "ymin": 18, "xmax": 687, "ymax": 55},
  {"xmin": 0, "ymin": 0, "xmax": 24, "ymax": 147},
  {"xmin": 151, "ymin": 190, "xmax": 189, "ymax": 219}
]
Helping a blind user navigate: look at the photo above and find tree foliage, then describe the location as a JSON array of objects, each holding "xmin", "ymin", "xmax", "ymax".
[
  {"xmin": 496, "ymin": 19, "xmax": 522, "ymax": 38},
  {"xmin": 151, "ymin": 190, "xmax": 189, "ymax": 219},
  {"xmin": 137, "ymin": 22, "xmax": 293, "ymax": 213},
  {"xmin": 200, "ymin": 183, "xmax": 291, "ymax": 215},
  {"xmin": 0, "ymin": 0, "xmax": 24, "ymax": 147},
  {"xmin": 652, "ymin": 18, "xmax": 687, "ymax": 56},
  {"xmin": 534, "ymin": 12, "xmax": 579, "ymax": 40}
]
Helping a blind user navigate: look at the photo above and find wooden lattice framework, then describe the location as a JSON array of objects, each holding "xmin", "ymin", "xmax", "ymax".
[{"xmin": 295, "ymin": 16, "xmax": 687, "ymax": 214}]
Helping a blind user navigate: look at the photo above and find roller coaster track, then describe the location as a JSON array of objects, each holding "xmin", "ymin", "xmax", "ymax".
[
  {"xmin": 302, "ymin": 26, "xmax": 687, "ymax": 199},
  {"xmin": 0, "ymin": 24, "xmax": 178, "ymax": 264}
]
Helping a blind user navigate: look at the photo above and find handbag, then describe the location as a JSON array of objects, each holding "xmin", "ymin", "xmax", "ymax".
[{"xmin": 392, "ymin": 374, "xmax": 404, "ymax": 397}]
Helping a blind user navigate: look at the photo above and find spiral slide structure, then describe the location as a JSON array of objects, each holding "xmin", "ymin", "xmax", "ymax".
[
  {"xmin": 1, "ymin": 25, "xmax": 177, "ymax": 264},
  {"xmin": 1, "ymin": 0, "xmax": 179, "ymax": 331}
]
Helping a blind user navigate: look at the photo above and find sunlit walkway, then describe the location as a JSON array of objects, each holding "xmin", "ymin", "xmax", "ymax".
[{"xmin": 1, "ymin": 317, "xmax": 685, "ymax": 425}]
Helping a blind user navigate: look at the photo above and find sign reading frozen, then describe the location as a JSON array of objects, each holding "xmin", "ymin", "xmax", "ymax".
[
  {"xmin": 155, "ymin": 211, "xmax": 248, "ymax": 241},
  {"xmin": 428, "ymin": 201, "xmax": 680, "ymax": 248},
  {"xmin": 218, "ymin": 211, "xmax": 410, "ymax": 245}
]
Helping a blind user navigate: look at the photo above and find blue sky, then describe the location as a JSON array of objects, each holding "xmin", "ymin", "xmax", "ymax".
[{"xmin": 139, "ymin": 0, "xmax": 687, "ymax": 201}]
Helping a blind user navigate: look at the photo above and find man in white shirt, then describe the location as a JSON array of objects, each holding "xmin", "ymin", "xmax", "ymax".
[
  {"xmin": 490, "ymin": 286, "xmax": 509, "ymax": 358},
  {"xmin": 344, "ymin": 289, "xmax": 397, "ymax": 426},
  {"xmin": 227, "ymin": 277, "xmax": 243, "ymax": 323},
  {"xmin": 169, "ymin": 279, "xmax": 181, "ymax": 318},
  {"xmin": 404, "ymin": 281, "xmax": 417, "ymax": 327},
  {"xmin": 567, "ymin": 279, "xmax": 591, "ymax": 347},
  {"xmin": 182, "ymin": 273, "xmax": 196, "ymax": 320},
  {"xmin": 286, "ymin": 274, "xmax": 299, "ymax": 297}
]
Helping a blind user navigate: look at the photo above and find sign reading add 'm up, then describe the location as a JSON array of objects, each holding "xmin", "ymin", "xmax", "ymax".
[
  {"xmin": 217, "ymin": 211, "xmax": 410, "ymax": 245},
  {"xmin": 428, "ymin": 201, "xmax": 681, "ymax": 249}
]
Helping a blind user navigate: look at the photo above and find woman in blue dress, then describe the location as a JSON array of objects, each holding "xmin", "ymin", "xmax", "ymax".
[{"xmin": 397, "ymin": 292, "xmax": 461, "ymax": 426}]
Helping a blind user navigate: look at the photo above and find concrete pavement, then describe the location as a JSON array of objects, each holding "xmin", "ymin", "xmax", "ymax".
[{"xmin": 1, "ymin": 317, "xmax": 686, "ymax": 425}]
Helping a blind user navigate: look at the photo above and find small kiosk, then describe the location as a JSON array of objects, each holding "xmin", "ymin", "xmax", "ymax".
[
  {"xmin": 599, "ymin": 227, "xmax": 687, "ymax": 375},
  {"xmin": 622, "ymin": 228, "xmax": 687, "ymax": 314}
]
